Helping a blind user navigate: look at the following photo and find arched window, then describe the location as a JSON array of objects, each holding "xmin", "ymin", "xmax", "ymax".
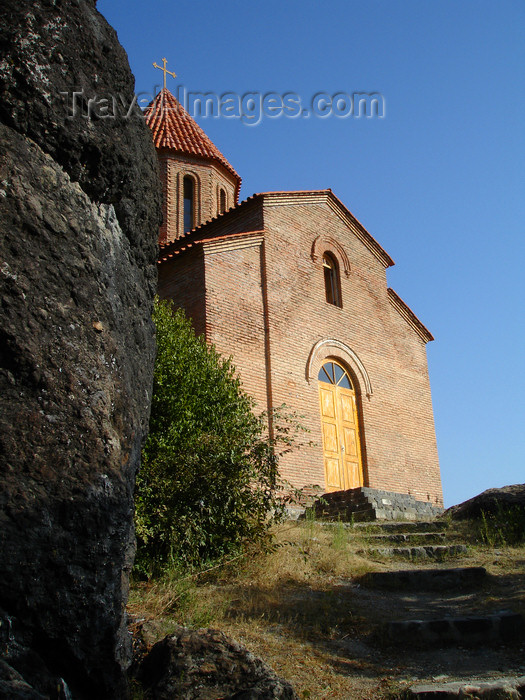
[
  {"xmin": 323, "ymin": 253, "xmax": 342, "ymax": 307},
  {"xmin": 318, "ymin": 361, "xmax": 353, "ymax": 389},
  {"xmin": 183, "ymin": 176, "xmax": 195, "ymax": 233},
  {"xmin": 219, "ymin": 188, "xmax": 227, "ymax": 214}
]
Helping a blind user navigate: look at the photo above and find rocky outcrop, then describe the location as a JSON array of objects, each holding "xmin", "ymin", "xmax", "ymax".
[
  {"xmin": 137, "ymin": 627, "xmax": 298, "ymax": 699},
  {"xmin": 0, "ymin": 1, "xmax": 161, "ymax": 698},
  {"xmin": 446, "ymin": 484, "xmax": 525, "ymax": 519}
]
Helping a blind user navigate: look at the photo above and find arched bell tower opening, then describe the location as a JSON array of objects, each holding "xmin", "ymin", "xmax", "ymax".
[
  {"xmin": 183, "ymin": 175, "xmax": 195, "ymax": 233},
  {"xmin": 218, "ymin": 187, "xmax": 227, "ymax": 214}
]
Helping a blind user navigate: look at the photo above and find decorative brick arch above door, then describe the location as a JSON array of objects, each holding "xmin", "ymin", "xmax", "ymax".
[{"xmin": 306, "ymin": 338, "xmax": 373, "ymax": 398}]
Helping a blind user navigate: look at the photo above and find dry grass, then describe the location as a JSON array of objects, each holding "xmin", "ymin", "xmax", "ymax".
[
  {"xmin": 129, "ymin": 520, "xmax": 380, "ymax": 620},
  {"xmin": 129, "ymin": 518, "xmax": 525, "ymax": 700}
]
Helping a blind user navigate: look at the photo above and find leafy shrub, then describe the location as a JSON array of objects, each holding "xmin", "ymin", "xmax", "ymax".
[{"xmin": 134, "ymin": 299, "xmax": 302, "ymax": 576}]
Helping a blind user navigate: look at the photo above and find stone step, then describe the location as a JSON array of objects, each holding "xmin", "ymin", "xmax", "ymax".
[
  {"xmin": 313, "ymin": 505, "xmax": 376, "ymax": 523},
  {"xmin": 315, "ymin": 500, "xmax": 371, "ymax": 512},
  {"xmin": 366, "ymin": 532, "xmax": 447, "ymax": 544},
  {"xmin": 382, "ymin": 611, "xmax": 524, "ymax": 647},
  {"xmin": 353, "ymin": 520, "xmax": 449, "ymax": 532},
  {"xmin": 361, "ymin": 566, "xmax": 487, "ymax": 590},
  {"xmin": 366, "ymin": 544, "xmax": 467, "ymax": 560},
  {"xmin": 406, "ymin": 676, "xmax": 525, "ymax": 698}
]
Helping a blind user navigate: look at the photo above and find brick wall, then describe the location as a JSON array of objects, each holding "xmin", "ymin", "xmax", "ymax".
[
  {"xmin": 203, "ymin": 237, "xmax": 268, "ymax": 411},
  {"xmin": 158, "ymin": 247, "xmax": 206, "ymax": 336}
]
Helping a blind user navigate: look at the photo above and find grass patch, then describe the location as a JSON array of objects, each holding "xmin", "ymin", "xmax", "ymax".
[
  {"xmin": 478, "ymin": 504, "xmax": 525, "ymax": 547},
  {"xmin": 128, "ymin": 563, "xmax": 232, "ymax": 628}
]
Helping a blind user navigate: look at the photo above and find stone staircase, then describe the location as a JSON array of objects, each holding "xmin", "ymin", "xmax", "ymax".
[
  {"xmin": 351, "ymin": 519, "xmax": 525, "ymax": 699},
  {"xmin": 302, "ymin": 490, "xmax": 524, "ymax": 697}
]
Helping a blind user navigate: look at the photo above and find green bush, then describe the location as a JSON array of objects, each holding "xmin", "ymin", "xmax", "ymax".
[{"xmin": 134, "ymin": 299, "xmax": 300, "ymax": 576}]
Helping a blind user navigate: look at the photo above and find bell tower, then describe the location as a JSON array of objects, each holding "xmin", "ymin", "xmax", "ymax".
[{"xmin": 145, "ymin": 85, "xmax": 241, "ymax": 244}]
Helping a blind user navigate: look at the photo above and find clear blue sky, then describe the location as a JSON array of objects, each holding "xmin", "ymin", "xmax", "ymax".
[{"xmin": 98, "ymin": 0, "xmax": 524, "ymax": 508}]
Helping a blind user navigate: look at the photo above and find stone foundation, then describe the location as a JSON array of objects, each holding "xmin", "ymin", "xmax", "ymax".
[{"xmin": 309, "ymin": 487, "xmax": 444, "ymax": 522}]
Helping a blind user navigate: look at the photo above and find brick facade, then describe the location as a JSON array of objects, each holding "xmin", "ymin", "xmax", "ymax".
[
  {"xmin": 158, "ymin": 193, "xmax": 443, "ymax": 507},
  {"xmin": 151, "ymin": 90, "xmax": 443, "ymax": 507}
]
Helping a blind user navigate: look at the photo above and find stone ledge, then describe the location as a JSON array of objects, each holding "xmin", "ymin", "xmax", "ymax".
[
  {"xmin": 354, "ymin": 520, "xmax": 449, "ymax": 532},
  {"xmin": 367, "ymin": 532, "xmax": 447, "ymax": 543},
  {"xmin": 384, "ymin": 611, "xmax": 524, "ymax": 647},
  {"xmin": 366, "ymin": 544, "xmax": 467, "ymax": 560},
  {"xmin": 361, "ymin": 566, "xmax": 487, "ymax": 591},
  {"xmin": 407, "ymin": 675, "xmax": 525, "ymax": 698}
]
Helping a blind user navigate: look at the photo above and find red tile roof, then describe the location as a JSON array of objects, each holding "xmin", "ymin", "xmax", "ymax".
[
  {"xmin": 159, "ymin": 190, "xmax": 394, "ymax": 269},
  {"xmin": 158, "ymin": 231, "xmax": 265, "ymax": 262},
  {"xmin": 144, "ymin": 88, "xmax": 241, "ymax": 190}
]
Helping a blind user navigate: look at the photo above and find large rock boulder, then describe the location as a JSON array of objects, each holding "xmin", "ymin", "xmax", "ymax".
[
  {"xmin": 446, "ymin": 484, "xmax": 525, "ymax": 520},
  {"xmin": 137, "ymin": 627, "xmax": 298, "ymax": 699},
  {"xmin": 0, "ymin": 1, "xmax": 161, "ymax": 698}
]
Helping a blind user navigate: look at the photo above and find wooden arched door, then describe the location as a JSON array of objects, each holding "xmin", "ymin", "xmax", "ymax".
[{"xmin": 318, "ymin": 360, "xmax": 364, "ymax": 492}]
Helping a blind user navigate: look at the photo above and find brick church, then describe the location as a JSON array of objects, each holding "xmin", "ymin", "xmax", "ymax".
[{"xmin": 145, "ymin": 88, "xmax": 444, "ymax": 512}]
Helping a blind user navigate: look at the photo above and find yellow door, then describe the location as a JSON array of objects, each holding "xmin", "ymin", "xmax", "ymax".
[{"xmin": 318, "ymin": 361, "xmax": 363, "ymax": 492}]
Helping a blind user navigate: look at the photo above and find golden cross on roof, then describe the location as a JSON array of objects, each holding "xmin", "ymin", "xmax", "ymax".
[{"xmin": 153, "ymin": 57, "xmax": 177, "ymax": 90}]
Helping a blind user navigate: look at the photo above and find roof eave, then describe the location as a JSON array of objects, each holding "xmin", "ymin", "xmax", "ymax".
[{"xmin": 388, "ymin": 288, "xmax": 434, "ymax": 343}]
